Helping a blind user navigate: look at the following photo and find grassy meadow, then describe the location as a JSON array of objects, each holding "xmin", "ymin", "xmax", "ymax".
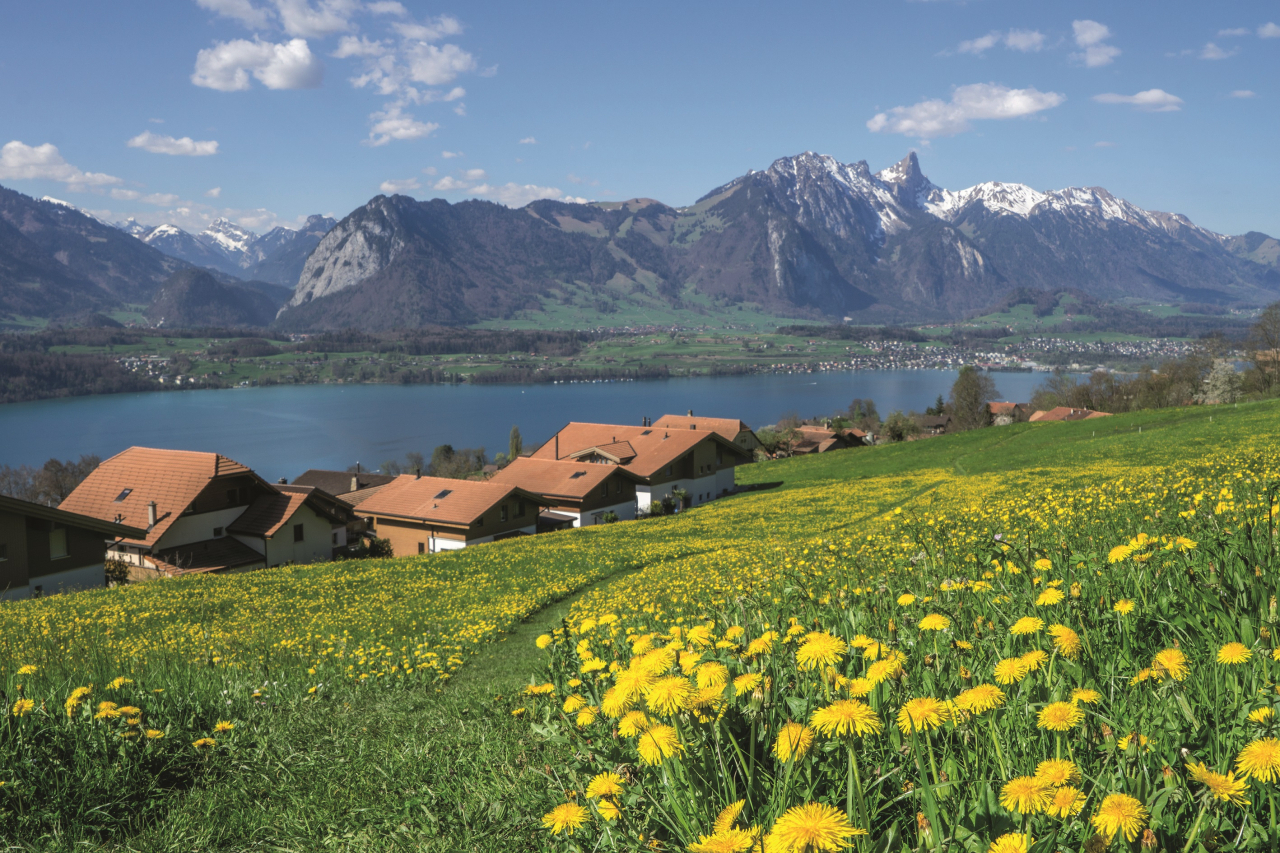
[{"xmin": 2, "ymin": 400, "xmax": 1280, "ymax": 851}]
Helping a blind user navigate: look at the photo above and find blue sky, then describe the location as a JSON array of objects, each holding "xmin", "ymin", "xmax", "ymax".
[{"xmin": 1, "ymin": 1, "xmax": 1277, "ymax": 236}]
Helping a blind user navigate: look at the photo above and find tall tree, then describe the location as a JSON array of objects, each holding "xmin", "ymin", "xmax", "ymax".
[
  {"xmin": 509, "ymin": 425, "xmax": 523, "ymax": 460},
  {"xmin": 949, "ymin": 366, "xmax": 999, "ymax": 431},
  {"xmin": 1246, "ymin": 302, "xmax": 1280, "ymax": 395}
]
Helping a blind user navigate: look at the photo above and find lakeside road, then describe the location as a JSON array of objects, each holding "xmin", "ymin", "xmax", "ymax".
[{"xmin": 0, "ymin": 369, "xmax": 1049, "ymax": 480}]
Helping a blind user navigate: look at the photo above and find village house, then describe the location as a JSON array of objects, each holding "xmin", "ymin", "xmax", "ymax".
[
  {"xmin": 488, "ymin": 457, "xmax": 643, "ymax": 527},
  {"xmin": 919, "ymin": 414, "xmax": 954, "ymax": 436},
  {"xmin": 291, "ymin": 468, "xmax": 396, "ymax": 496},
  {"xmin": 790, "ymin": 425, "xmax": 861, "ymax": 455},
  {"xmin": 0, "ymin": 494, "xmax": 146, "ymax": 600},
  {"xmin": 58, "ymin": 447, "xmax": 356, "ymax": 579},
  {"xmin": 650, "ymin": 412, "xmax": 763, "ymax": 454},
  {"xmin": 1029, "ymin": 407, "xmax": 1112, "ymax": 422},
  {"xmin": 351, "ymin": 474, "xmax": 551, "ymax": 555},
  {"xmin": 530, "ymin": 421, "xmax": 751, "ymax": 512},
  {"xmin": 989, "ymin": 402, "xmax": 1032, "ymax": 426}
]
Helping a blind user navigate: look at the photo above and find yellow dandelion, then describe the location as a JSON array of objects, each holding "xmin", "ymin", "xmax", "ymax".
[
  {"xmin": 637, "ymin": 724, "xmax": 682, "ymax": 765},
  {"xmin": 795, "ymin": 632, "xmax": 848, "ymax": 671},
  {"xmin": 1035, "ymin": 759, "xmax": 1081, "ymax": 787},
  {"xmin": 213, "ymin": 721, "xmax": 235, "ymax": 734},
  {"xmin": 733, "ymin": 672, "xmax": 764, "ymax": 697},
  {"xmin": 772, "ymin": 722, "xmax": 815, "ymax": 762},
  {"xmin": 1045, "ymin": 786, "xmax": 1087, "ymax": 819},
  {"xmin": 954, "ymin": 684, "xmax": 1006, "ymax": 715},
  {"xmin": 192, "ymin": 737, "xmax": 217, "ymax": 751},
  {"xmin": 586, "ymin": 771, "xmax": 624, "ymax": 799},
  {"xmin": 1037, "ymin": 702, "xmax": 1084, "ymax": 732},
  {"xmin": 897, "ymin": 593, "xmax": 917, "ymax": 606},
  {"xmin": 1071, "ymin": 688, "xmax": 1102, "ymax": 705},
  {"xmin": 696, "ymin": 662, "xmax": 731, "ymax": 689},
  {"xmin": 999, "ymin": 776, "xmax": 1051, "ymax": 815},
  {"xmin": 918, "ymin": 614, "xmax": 950, "ymax": 631},
  {"xmin": 645, "ymin": 676, "xmax": 693, "ymax": 716},
  {"xmin": 744, "ymin": 632, "xmax": 777, "ymax": 657},
  {"xmin": 145, "ymin": 729, "xmax": 165, "ymax": 739},
  {"xmin": 1248, "ymin": 707, "xmax": 1275, "ymax": 725},
  {"xmin": 541, "ymin": 801, "xmax": 589, "ymax": 835},
  {"xmin": 576, "ymin": 706, "xmax": 598, "ymax": 727},
  {"xmin": 993, "ymin": 658, "xmax": 1029, "ymax": 685},
  {"xmin": 535, "ymin": 634, "xmax": 553, "ymax": 649},
  {"xmin": 17, "ymin": 665, "xmax": 37, "ymax": 676},
  {"xmin": 597, "ymin": 799, "xmax": 621, "ymax": 822},
  {"xmin": 1151, "ymin": 648, "xmax": 1189, "ymax": 681},
  {"xmin": 1217, "ymin": 642, "xmax": 1252, "ymax": 665},
  {"xmin": 1091, "ymin": 793, "xmax": 1148, "ymax": 843},
  {"xmin": 987, "ymin": 833, "xmax": 1031, "ymax": 853},
  {"xmin": 617, "ymin": 710, "xmax": 651, "ymax": 737},
  {"xmin": 765, "ymin": 802, "xmax": 866, "ymax": 852},
  {"xmin": 563, "ymin": 694, "xmax": 587, "ymax": 714},
  {"xmin": 866, "ymin": 652, "xmax": 905, "ymax": 684},
  {"xmin": 810, "ymin": 699, "xmax": 881, "ymax": 738},
  {"xmin": 896, "ymin": 696, "xmax": 949, "ymax": 734},
  {"xmin": 1235, "ymin": 738, "xmax": 1280, "ymax": 783},
  {"xmin": 714, "ymin": 799, "xmax": 746, "ymax": 833},
  {"xmin": 1107, "ymin": 545, "xmax": 1133, "ymax": 563},
  {"xmin": 93, "ymin": 701, "xmax": 120, "ymax": 720},
  {"xmin": 1117, "ymin": 733, "xmax": 1151, "ymax": 753},
  {"xmin": 1186, "ymin": 762, "xmax": 1250, "ymax": 806},
  {"xmin": 1047, "ymin": 624, "xmax": 1082, "ymax": 659},
  {"xmin": 1036, "ymin": 588, "xmax": 1064, "ymax": 607},
  {"xmin": 1009, "ymin": 617, "xmax": 1045, "ymax": 636},
  {"xmin": 688, "ymin": 829, "xmax": 756, "ymax": 853},
  {"xmin": 11, "ymin": 699, "xmax": 34, "ymax": 717},
  {"xmin": 954, "ymin": 639, "xmax": 973, "ymax": 650}
]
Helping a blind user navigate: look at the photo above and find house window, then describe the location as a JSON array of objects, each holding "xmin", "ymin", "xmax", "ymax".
[
  {"xmin": 332, "ymin": 532, "xmax": 339, "ymax": 546},
  {"xmin": 434, "ymin": 489, "xmax": 453, "ymax": 499},
  {"xmin": 226, "ymin": 488, "xmax": 237, "ymax": 504},
  {"xmin": 49, "ymin": 526, "xmax": 68, "ymax": 560},
  {"xmin": 601, "ymin": 484, "xmax": 609, "ymax": 499},
  {"xmin": 213, "ymin": 527, "xmax": 223, "ymax": 538},
  {"xmin": 293, "ymin": 524, "xmax": 304, "ymax": 542},
  {"xmin": 418, "ymin": 542, "xmax": 425, "ymax": 554},
  {"xmin": 500, "ymin": 504, "xmax": 509, "ymax": 523},
  {"xmin": 516, "ymin": 500, "xmax": 525, "ymax": 517},
  {"xmin": 477, "ymin": 515, "xmax": 484, "ymax": 526},
  {"xmin": 0, "ymin": 542, "xmax": 7, "ymax": 561},
  {"xmin": 114, "ymin": 488, "xmax": 132, "ymax": 502}
]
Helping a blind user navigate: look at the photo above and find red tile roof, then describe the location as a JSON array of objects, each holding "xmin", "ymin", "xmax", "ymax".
[
  {"xmin": 355, "ymin": 475, "xmax": 548, "ymax": 526},
  {"xmin": 488, "ymin": 457, "xmax": 642, "ymax": 499},
  {"xmin": 531, "ymin": 423, "xmax": 748, "ymax": 478},
  {"xmin": 59, "ymin": 447, "xmax": 263, "ymax": 548},
  {"xmin": 227, "ymin": 491, "xmax": 309, "ymax": 538},
  {"xmin": 650, "ymin": 415, "xmax": 752, "ymax": 443},
  {"xmin": 1029, "ymin": 407, "xmax": 1112, "ymax": 422}
]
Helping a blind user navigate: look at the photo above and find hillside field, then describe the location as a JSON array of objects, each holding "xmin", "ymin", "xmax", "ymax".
[{"xmin": 2, "ymin": 402, "xmax": 1280, "ymax": 851}]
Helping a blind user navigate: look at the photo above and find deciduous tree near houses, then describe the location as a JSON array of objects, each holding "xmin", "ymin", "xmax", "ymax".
[{"xmin": 949, "ymin": 366, "xmax": 998, "ymax": 431}]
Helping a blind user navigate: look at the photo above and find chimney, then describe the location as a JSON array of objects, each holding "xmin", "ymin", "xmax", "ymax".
[
  {"xmin": 415, "ymin": 468, "xmax": 421, "ymax": 479},
  {"xmin": 351, "ymin": 475, "xmax": 359, "ymax": 492},
  {"xmin": 278, "ymin": 478, "xmax": 287, "ymax": 485},
  {"xmin": 147, "ymin": 501, "xmax": 157, "ymax": 527},
  {"xmin": 555, "ymin": 435, "xmax": 559, "ymax": 459},
  {"xmin": 688, "ymin": 409, "xmax": 693, "ymax": 416}
]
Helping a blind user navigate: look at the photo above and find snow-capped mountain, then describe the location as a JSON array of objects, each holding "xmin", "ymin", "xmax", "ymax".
[
  {"xmin": 120, "ymin": 215, "xmax": 336, "ymax": 286},
  {"xmin": 278, "ymin": 150, "xmax": 1279, "ymax": 329}
]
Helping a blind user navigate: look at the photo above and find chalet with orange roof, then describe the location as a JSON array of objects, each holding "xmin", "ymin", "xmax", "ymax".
[
  {"xmin": 1, "ymin": 493, "xmax": 146, "ymax": 600},
  {"xmin": 1028, "ymin": 407, "xmax": 1112, "ymax": 423},
  {"xmin": 354, "ymin": 474, "xmax": 552, "ymax": 555},
  {"xmin": 650, "ymin": 412, "xmax": 762, "ymax": 453},
  {"xmin": 59, "ymin": 447, "xmax": 356, "ymax": 578},
  {"xmin": 791, "ymin": 425, "xmax": 863, "ymax": 454},
  {"xmin": 488, "ymin": 457, "xmax": 643, "ymax": 527},
  {"xmin": 530, "ymin": 420, "xmax": 751, "ymax": 512},
  {"xmin": 988, "ymin": 401, "xmax": 1031, "ymax": 426}
]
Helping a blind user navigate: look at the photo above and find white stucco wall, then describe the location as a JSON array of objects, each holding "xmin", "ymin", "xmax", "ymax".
[
  {"xmin": 263, "ymin": 505, "xmax": 334, "ymax": 567},
  {"xmin": 160, "ymin": 507, "xmax": 247, "ymax": 550},
  {"xmin": 3, "ymin": 563, "xmax": 105, "ymax": 600},
  {"xmin": 575, "ymin": 499, "xmax": 638, "ymax": 526},
  {"xmin": 638, "ymin": 474, "xmax": 721, "ymax": 511}
]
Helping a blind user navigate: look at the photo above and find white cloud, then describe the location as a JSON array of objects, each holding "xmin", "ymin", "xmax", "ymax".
[
  {"xmin": 453, "ymin": 102, "xmax": 466, "ymax": 116},
  {"xmin": 1199, "ymin": 42, "xmax": 1238, "ymax": 60},
  {"xmin": 1093, "ymin": 89, "xmax": 1184, "ymax": 112},
  {"xmin": 1261, "ymin": 22, "xmax": 1280, "ymax": 38},
  {"xmin": 1071, "ymin": 20, "xmax": 1121, "ymax": 67},
  {"xmin": 127, "ymin": 131, "xmax": 219, "ymax": 156},
  {"xmin": 1218, "ymin": 27, "xmax": 1251, "ymax": 37},
  {"xmin": 380, "ymin": 177, "xmax": 421, "ymax": 193},
  {"xmin": 142, "ymin": 192, "xmax": 182, "ymax": 206},
  {"xmin": 196, "ymin": 0, "xmax": 272, "ymax": 29},
  {"xmin": 422, "ymin": 166, "xmax": 437, "ymax": 175},
  {"xmin": 364, "ymin": 104, "xmax": 438, "ymax": 146},
  {"xmin": 110, "ymin": 188, "xmax": 140, "ymax": 201},
  {"xmin": 518, "ymin": 136, "xmax": 537, "ymax": 145},
  {"xmin": 462, "ymin": 168, "xmax": 487, "ymax": 181},
  {"xmin": 274, "ymin": 0, "xmax": 358, "ymax": 38},
  {"xmin": 206, "ymin": 187, "xmax": 223, "ymax": 198},
  {"xmin": 1003, "ymin": 29, "xmax": 1046, "ymax": 52},
  {"xmin": 441, "ymin": 150, "xmax": 461, "ymax": 158},
  {"xmin": 333, "ymin": 35, "xmax": 387, "ymax": 58},
  {"xmin": 956, "ymin": 29, "xmax": 1044, "ymax": 55},
  {"xmin": 1229, "ymin": 89, "xmax": 1256, "ymax": 98},
  {"xmin": 367, "ymin": 1, "xmax": 406, "ymax": 14},
  {"xmin": 405, "ymin": 42, "xmax": 476, "ymax": 85},
  {"xmin": 866, "ymin": 83, "xmax": 1065, "ymax": 139},
  {"xmin": 1093, "ymin": 141, "xmax": 1116, "ymax": 148},
  {"xmin": 192, "ymin": 38, "xmax": 323, "ymax": 90},
  {"xmin": 149, "ymin": 117, "xmax": 165, "ymax": 124},
  {"xmin": 0, "ymin": 141, "xmax": 122, "ymax": 190},
  {"xmin": 432, "ymin": 176, "xmax": 469, "ymax": 191},
  {"xmin": 471, "ymin": 182, "xmax": 572, "ymax": 208},
  {"xmin": 392, "ymin": 16, "xmax": 463, "ymax": 42}
]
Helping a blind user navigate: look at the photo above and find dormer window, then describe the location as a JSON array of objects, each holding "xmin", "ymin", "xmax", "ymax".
[
  {"xmin": 434, "ymin": 489, "xmax": 453, "ymax": 499},
  {"xmin": 114, "ymin": 489, "xmax": 132, "ymax": 502}
]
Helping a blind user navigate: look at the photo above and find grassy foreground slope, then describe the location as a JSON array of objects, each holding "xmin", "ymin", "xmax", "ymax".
[{"xmin": 2, "ymin": 400, "xmax": 1278, "ymax": 850}]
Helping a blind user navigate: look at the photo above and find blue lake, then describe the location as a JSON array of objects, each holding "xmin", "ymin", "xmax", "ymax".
[{"xmin": 0, "ymin": 370, "xmax": 1048, "ymax": 482}]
